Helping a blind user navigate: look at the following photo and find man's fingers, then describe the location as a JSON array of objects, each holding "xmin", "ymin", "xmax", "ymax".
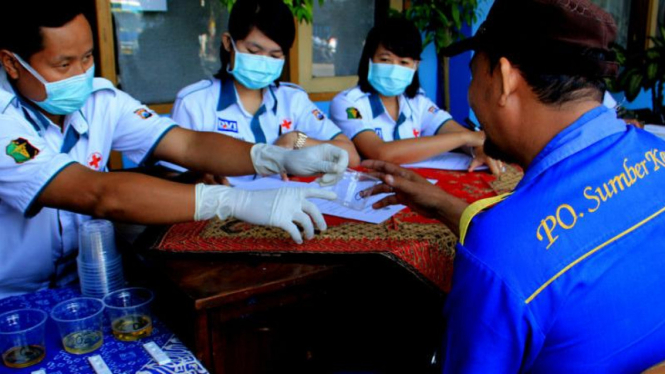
[
  {"xmin": 468, "ymin": 158, "xmax": 484, "ymax": 173},
  {"xmin": 362, "ymin": 183, "xmax": 394, "ymax": 197},
  {"xmin": 292, "ymin": 211, "xmax": 315, "ymax": 240},
  {"xmin": 302, "ymin": 200, "xmax": 328, "ymax": 231},
  {"xmin": 361, "ymin": 159, "xmax": 411, "ymax": 179},
  {"xmin": 371, "ymin": 195, "xmax": 400, "ymax": 210}
]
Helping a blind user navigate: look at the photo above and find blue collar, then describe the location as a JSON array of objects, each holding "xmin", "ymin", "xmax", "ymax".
[
  {"xmin": 518, "ymin": 106, "xmax": 626, "ymax": 188},
  {"xmin": 369, "ymin": 93, "xmax": 384, "ymax": 118},
  {"xmin": 218, "ymin": 79, "xmax": 278, "ymax": 114}
]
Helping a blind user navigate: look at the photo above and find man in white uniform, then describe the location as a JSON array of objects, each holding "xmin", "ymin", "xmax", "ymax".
[{"xmin": 0, "ymin": 1, "xmax": 347, "ymax": 298}]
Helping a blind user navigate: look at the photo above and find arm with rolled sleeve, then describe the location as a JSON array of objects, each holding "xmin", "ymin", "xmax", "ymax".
[
  {"xmin": 0, "ymin": 116, "xmax": 75, "ymax": 216},
  {"xmin": 333, "ymin": 93, "xmax": 480, "ymax": 164},
  {"xmin": 417, "ymin": 97, "xmax": 453, "ymax": 137},
  {"xmin": 441, "ymin": 243, "xmax": 544, "ymax": 373}
]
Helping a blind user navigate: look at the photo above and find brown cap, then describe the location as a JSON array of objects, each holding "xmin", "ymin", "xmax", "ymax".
[{"xmin": 443, "ymin": 0, "xmax": 619, "ymax": 78}]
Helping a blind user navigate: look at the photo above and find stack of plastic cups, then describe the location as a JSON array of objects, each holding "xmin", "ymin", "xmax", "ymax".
[{"xmin": 77, "ymin": 220, "xmax": 125, "ymax": 298}]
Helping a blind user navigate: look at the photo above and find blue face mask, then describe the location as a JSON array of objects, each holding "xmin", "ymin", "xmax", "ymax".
[
  {"xmin": 14, "ymin": 54, "xmax": 94, "ymax": 115},
  {"xmin": 227, "ymin": 39, "xmax": 285, "ymax": 90},
  {"xmin": 368, "ymin": 60, "xmax": 416, "ymax": 97}
]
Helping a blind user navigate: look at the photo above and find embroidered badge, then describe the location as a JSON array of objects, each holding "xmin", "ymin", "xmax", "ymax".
[
  {"xmin": 134, "ymin": 108, "xmax": 154, "ymax": 119},
  {"xmin": 428, "ymin": 105, "xmax": 440, "ymax": 114},
  {"xmin": 280, "ymin": 119, "xmax": 293, "ymax": 131},
  {"xmin": 346, "ymin": 107, "xmax": 362, "ymax": 120},
  {"xmin": 87, "ymin": 152, "xmax": 103, "ymax": 170},
  {"xmin": 217, "ymin": 118, "xmax": 239, "ymax": 133},
  {"xmin": 312, "ymin": 109, "xmax": 325, "ymax": 121},
  {"xmin": 6, "ymin": 138, "xmax": 40, "ymax": 164},
  {"xmin": 374, "ymin": 128, "xmax": 383, "ymax": 138},
  {"xmin": 412, "ymin": 128, "xmax": 420, "ymax": 138}
]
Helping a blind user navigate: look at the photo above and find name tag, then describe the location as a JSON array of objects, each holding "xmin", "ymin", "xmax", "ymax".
[{"xmin": 217, "ymin": 118, "xmax": 239, "ymax": 133}]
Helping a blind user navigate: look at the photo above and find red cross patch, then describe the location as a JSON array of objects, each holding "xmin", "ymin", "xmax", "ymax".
[
  {"xmin": 281, "ymin": 119, "xmax": 292, "ymax": 131},
  {"xmin": 87, "ymin": 152, "xmax": 103, "ymax": 170}
]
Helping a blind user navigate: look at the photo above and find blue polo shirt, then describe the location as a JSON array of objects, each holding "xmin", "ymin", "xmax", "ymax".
[{"xmin": 443, "ymin": 106, "xmax": 665, "ymax": 372}]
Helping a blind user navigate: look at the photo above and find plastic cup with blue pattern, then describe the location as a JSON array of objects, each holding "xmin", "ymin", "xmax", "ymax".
[
  {"xmin": 50, "ymin": 297, "xmax": 104, "ymax": 355},
  {"xmin": 331, "ymin": 169, "xmax": 381, "ymax": 211},
  {"xmin": 77, "ymin": 219, "xmax": 125, "ymax": 298},
  {"xmin": 0, "ymin": 308, "xmax": 47, "ymax": 368},
  {"xmin": 103, "ymin": 287, "xmax": 154, "ymax": 341}
]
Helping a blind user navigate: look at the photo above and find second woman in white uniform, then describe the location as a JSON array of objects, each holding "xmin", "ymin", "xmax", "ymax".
[
  {"xmin": 172, "ymin": 0, "xmax": 360, "ymax": 183},
  {"xmin": 330, "ymin": 18, "xmax": 501, "ymax": 174}
]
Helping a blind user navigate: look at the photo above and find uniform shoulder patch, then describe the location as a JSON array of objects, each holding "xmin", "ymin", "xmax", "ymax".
[
  {"xmin": 6, "ymin": 137, "xmax": 40, "ymax": 164},
  {"xmin": 312, "ymin": 109, "xmax": 325, "ymax": 121},
  {"xmin": 428, "ymin": 105, "xmax": 440, "ymax": 114},
  {"xmin": 346, "ymin": 107, "xmax": 363, "ymax": 119},
  {"xmin": 134, "ymin": 108, "xmax": 154, "ymax": 120}
]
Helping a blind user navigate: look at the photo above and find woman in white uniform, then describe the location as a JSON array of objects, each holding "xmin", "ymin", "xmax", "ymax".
[
  {"xmin": 172, "ymin": 0, "xmax": 360, "ymax": 180},
  {"xmin": 330, "ymin": 18, "xmax": 501, "ymax": 174}
]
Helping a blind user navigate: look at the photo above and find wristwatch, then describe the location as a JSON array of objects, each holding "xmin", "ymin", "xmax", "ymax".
[{"xmin": 293, "ymin": 131, "xmax": 308, "ymax": 149}]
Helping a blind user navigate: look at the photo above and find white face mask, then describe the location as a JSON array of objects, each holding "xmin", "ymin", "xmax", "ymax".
[
  {"xmin": 227, "ymin": 38, "xmax": 285, "ymax": 90},
  {"xmin": 368, "ymin": 60, "xmax": 416, "ymax": 97},
  {"xmin": 14, "ymin": 54, "xmax": 94, "ymax": 115}
]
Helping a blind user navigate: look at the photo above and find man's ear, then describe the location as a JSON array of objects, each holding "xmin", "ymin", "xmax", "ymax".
[
  {"xmin": 0, "ymin": 50, "xmax": 20, "ymax": 80},
  {"xmin": 497, "ymin": 57, "xmax": 520, "ymax": 107},
  {"xmin": 222, "ymin": 33, "xmax": 232, "ymax": 53}
]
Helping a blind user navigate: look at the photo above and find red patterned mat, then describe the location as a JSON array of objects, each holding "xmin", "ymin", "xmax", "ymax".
[{"xmin": 152, "ymin": 167, "xmax": 522, "ymax": 292}]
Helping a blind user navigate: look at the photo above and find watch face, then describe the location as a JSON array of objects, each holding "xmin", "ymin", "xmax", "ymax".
[{"xmin": 294, "ymin": 132, "xmax": 308, "ymax": 149}]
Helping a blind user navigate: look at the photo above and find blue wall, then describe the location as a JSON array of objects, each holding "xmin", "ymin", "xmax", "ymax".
[{"xmin": 447, "ymin": 0, "xmax": 660, "ymax": 121}]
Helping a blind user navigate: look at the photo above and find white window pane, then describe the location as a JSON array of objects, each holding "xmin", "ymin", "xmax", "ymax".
[
  {"xmin": 312, "ymin": 0, "xmax": 375, "ymax": 78},
  {"xmin": 111, "ymin": 0, "xmax": 228, "ymax": 104}
]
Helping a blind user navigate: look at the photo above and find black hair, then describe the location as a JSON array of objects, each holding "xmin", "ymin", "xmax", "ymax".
[
  {"xmin": 0, "ymin": 0, "xmax": 86, "ymax": 60},
  {"xmin": 481, "ymin": 47, "xmax": 607, "ymax": 105},
  {"xmin": 214, "ymin": 0, "xmax": 295, "ymax": 82},
  {"xmin": 357, "ymin": 17, "xmax": 422, "ymax": 98}
]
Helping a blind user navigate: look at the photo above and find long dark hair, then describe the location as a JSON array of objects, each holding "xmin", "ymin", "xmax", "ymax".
[
  {"xmin": 214, "ymin": 0, "xmax": 295, "ymax": 82},
  {"xmin": 357, "ymin": 17, "xmax": 422, "ymax": 98}
]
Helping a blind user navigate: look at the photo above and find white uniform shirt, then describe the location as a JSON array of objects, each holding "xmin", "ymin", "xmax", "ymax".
[
  {"xmin": 330, "ymin": 86, "xmax": 453, "ymax": 142},
  {"xmin": 0, "ymin": 71, "xmax": 176, "ymax": 298},
  {"xmin": 172, "ymin": 78, "xmax": 342, "ymax": 144}
]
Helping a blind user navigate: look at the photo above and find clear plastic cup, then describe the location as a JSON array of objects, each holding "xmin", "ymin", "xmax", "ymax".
[
  {"xmin": 78, "ymin": 219, "xmax": 125, "ymax": 298},
  {"xmin": 50, "ymin": 298, "xmax": 104, "ymax": 355},
  {"xmin": 332, "ymin": 169, "xmax": 381, "ymax": 211},
  {"xmin": 0, "ymin": 309, "xmax": 47, "ymax": 368},
  {"xmin": 103, "ymin": 288, "xmax": 154, "ymax": 342},
  {"xmin": 78, "ymin": 220, "xmax": 118, "ymax": 263}
]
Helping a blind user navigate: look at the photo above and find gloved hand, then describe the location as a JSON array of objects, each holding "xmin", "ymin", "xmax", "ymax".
[
  {"xmin": 250, "ymin": 143, "xmax": 348, "ymax": 186},
  {"xmin": 194, "ymin": 184, "xmax": 336, "ymax": 244}
]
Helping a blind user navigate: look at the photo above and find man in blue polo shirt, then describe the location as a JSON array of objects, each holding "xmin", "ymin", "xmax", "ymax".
[{"xmin": 363, "ymin": 0, "xmax": 665, "ymax": 371}]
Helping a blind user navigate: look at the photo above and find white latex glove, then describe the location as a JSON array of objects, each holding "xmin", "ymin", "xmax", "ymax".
[
  {"xmin": 250, "ymin": 143, "xmax": 348, "ymax": 186},
  {"xmin": 194, "ymin": 184, "xmax": 336, "ymax": 244}
]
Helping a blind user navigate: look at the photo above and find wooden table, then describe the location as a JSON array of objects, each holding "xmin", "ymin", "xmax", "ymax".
[{"xmin": 124, "ymin": 167, "xmax": 522, "ymax": 374}]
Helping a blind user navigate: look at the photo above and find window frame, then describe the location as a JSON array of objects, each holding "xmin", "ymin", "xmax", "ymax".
[{"xmin": 287, "ymin": 0, "xmax": 403, "ymax": 102}]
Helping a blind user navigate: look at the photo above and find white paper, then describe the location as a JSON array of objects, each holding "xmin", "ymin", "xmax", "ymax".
[
  {"xmin": 233, "ymin": 177, "xmax": 405, "ymax": 224},
  {"xmin": 402, "ymin": 152, "xmax": 487, "ymax": 171}
]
